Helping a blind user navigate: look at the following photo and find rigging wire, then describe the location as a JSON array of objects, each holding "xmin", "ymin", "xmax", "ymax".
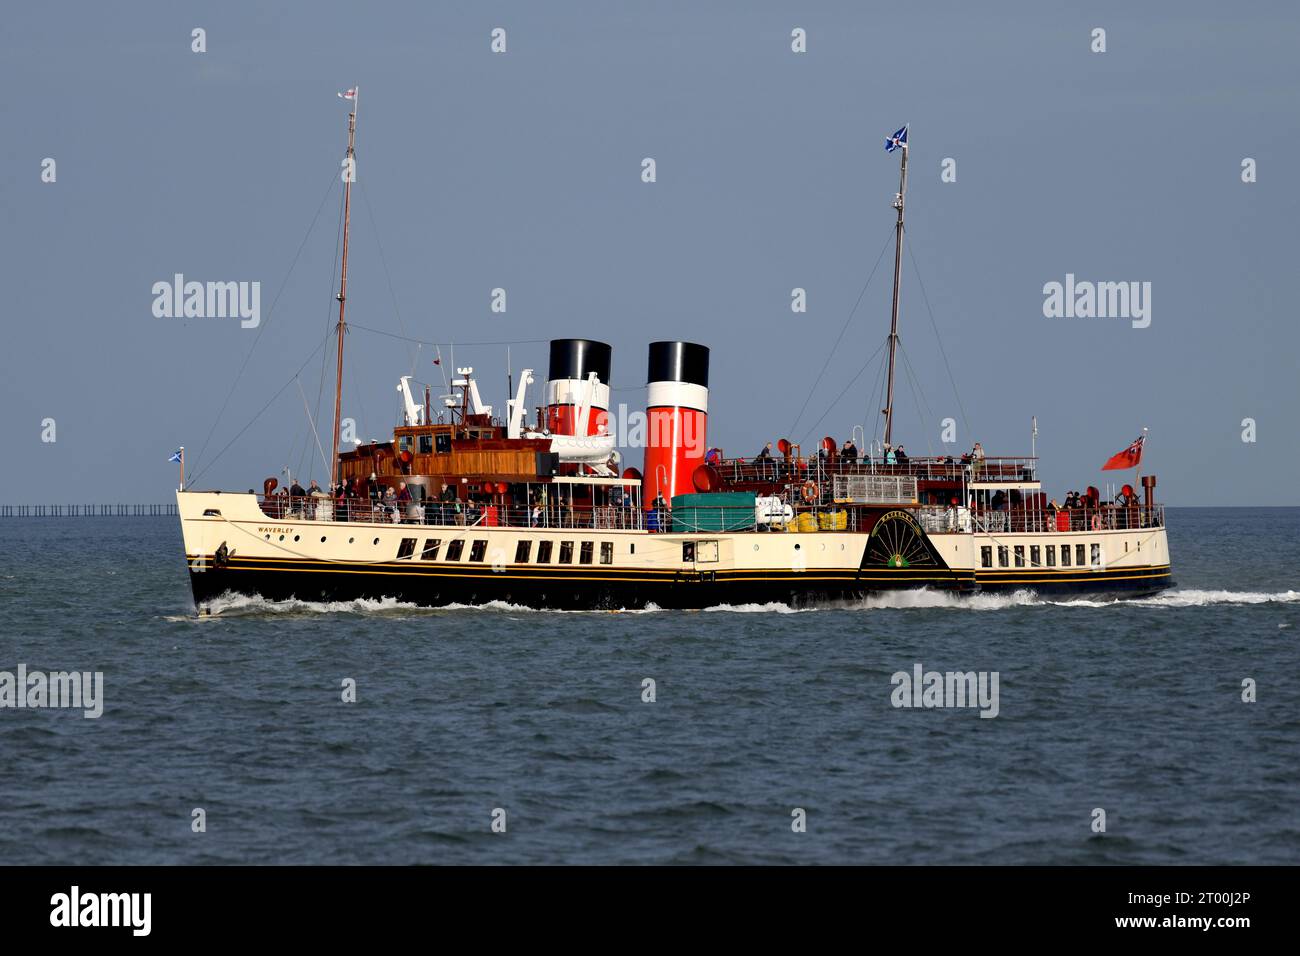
[
  {"xmin": 187, "ymin": 330, "xmax": 335, "ymax": 486},
  {"xmin": 794, "ymin": 336, "xmax": 889, "ymax": 447},
  {"xmin": 864, "ymin": 339, "xmax": 889, "ymax": 449},
  {"xmin": 296, "ymin": 375, "xmax": 330, "ymax": 478},
  {"xmin": 786, "ymin": 226, "xmax": 895, "ymax": 439},
  {"xmin": 189, "ymin": 170, "xmax": 341, "ymax": 478},
  {"xmin": 348, "ymin": 323, "xmax": 550, "ymax": 348},
  {"xmin": 905, "ymin": 234, "xmax": 971, "ymax": 441},
  {"xmin": 897, "ymin": 343, "xmax": 937, "ymax": 458},
  {"xmin": 357, "ymin": 180, "xmax": 419, "ymax": 371}
]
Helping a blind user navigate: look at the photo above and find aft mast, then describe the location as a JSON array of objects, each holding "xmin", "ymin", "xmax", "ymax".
[
  {"xmin": 331, "ymin": 87, "xmax": 359, "ymax": 490},
  {"xmin": 882, "ymin": 124, "xmax": 908, "ymax": 448}
]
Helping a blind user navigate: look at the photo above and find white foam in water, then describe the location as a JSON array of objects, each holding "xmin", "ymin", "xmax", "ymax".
[
  {"xmin": 193, "ymin": 592, "xmax": 664, "ymax": 617},
  {"xmin": 186, "ymin": 587, "xmax": 1299, "ymax": 618},
  {"xmin": 1126, "ymin": 588, "xmax": 1300, "ymax": 608},
  {"xmin": 703, "ymin": 602, "xmax": 810, "ymax": 614}
]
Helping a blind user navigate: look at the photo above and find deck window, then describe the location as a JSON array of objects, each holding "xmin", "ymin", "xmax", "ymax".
[
  {"xmin": 537, "ymin": 541, "xmax": 553, "ymax": 563},
  {"xmin": 1014, "ymin": 545, "xmax": 1025, "ymax": 568},
  {"xmin": 997, "ymin": 546, "xmax": 1009, "ymax": 568},
  {"xmin": 683, "ymin": 542, "xmax": 696, "ymax": 562},
  {"xmin": 418, "ymin": 435, "xmax": 433, "ymax": 454},
  {"xmin": 600, "ymin": 542, "xmax": 614, "ymax": 565},
  {"xmin": 559, "ymin": 541, "xmax": 574, "ymax": 564},
  {"xmin": 515, "ymin": 540, "xmax": 532, "ymax": 564},
  {"xmin": 1045, "ymin": 545, "xmax": 1055, "ymax": 567},
  {"xmin": 469, "ymin": 540, "xmax": 487, "ymax": 562},
  {"xmin": 1061, "ymin": 543, "xmax": 1071, "ymax": 566},
  {"xmin": 579, "ymin": 541, "xmax": 594, "ymax": 565},
  {"xmin": 435, "ymin": 433, "xmax": 451, "ymax": 454},
  {"xmin": 396, "ymin": 537, "xmax": 417, "ymax": 560},
  {"xmin": 445, "ymin": 539, "xmax": 464, "ymax": 561},
  {"xmin": 1091, "ymin": 543, "xmax": 1101, "ymax": 568},
  {"xmin": 1075, "ymin": 544, "xmax": 1086, "ymax": 567},
  {"xmin": 1030, "ymin": 545, "xmax": 1041, "ymax": 567},
  {"xmin": 421, "ymin": 538, "xmax": 441, "ymax": 560},
  {"xmin": 980, "ymin": 546, "xmax": 992, "ymax": 568}
]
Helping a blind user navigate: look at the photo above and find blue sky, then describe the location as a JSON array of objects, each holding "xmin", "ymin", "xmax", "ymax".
[{"xmin": 2, "ymin": 1, "xmax": 1297, "ymax": 505}]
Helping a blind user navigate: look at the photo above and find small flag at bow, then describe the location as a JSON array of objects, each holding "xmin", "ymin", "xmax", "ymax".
[
  {"xmin": 338, "ymin": 88, "xmax": 358, "ymax": 100},
  {"xmin": 1102, "ymin": 436, "xmax": 1144, "ymax": 471},
  {"xmin": 885, "ymin": 125, "xmax": 908, "ymax": 152},
  {"xmin": 168, "ymin": 449, "xmax": 184, "ymax": 463}
]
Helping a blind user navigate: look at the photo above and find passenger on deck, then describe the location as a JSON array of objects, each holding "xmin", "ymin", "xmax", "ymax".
[
  {"xmin": 895, "ymin": 445, "xmax": 909, "ymax": 464},
  {"xmin": 841, "ymin": 439, "xmax": 858, "ymax": 463},
  {"xmin": 289, "ymin": 478, "xmax": 306, "ymax": 499},
  {"xmin": 884, "ymin": 443, "xmax": 897, "ymax": 465},
  {"xmin": 755, "ymin": 442, "xmax": 772, "ymax": 460}
]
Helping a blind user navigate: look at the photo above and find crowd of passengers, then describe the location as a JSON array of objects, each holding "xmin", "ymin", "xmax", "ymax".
[
  {"xmin": 736, "ymin": 441, "xmax": 992, "ymax": 470},
  {"xmin": 970, "ymin": 485, "xmax": 1148, "ymax": 531},
  {"xmin": 261, "ymin": 472, "xmax": 637, "ymax": 528}
]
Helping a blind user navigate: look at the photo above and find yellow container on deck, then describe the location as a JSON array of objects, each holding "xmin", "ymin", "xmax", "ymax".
[
  {"xmin": 794, "ymin": 512, "xmax": 818, "ymax": 533},
  {"xmin": 816, "ymin": 512, "xmax": 848, "ymax": 531}
]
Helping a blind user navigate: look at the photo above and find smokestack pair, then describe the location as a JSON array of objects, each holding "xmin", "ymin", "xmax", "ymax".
[{"xmin": 545, "ymin": 337, "xmax": 711, "ymax": 503}]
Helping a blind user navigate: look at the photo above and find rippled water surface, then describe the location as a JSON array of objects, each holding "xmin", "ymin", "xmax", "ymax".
[{"xmin": 1, "ymin": 508, "xmax": 1297, "ymax": 864}]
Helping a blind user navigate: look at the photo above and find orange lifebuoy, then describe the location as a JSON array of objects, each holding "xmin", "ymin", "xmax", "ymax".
[
  {"xmin": 801, "ymin": 481, "xmax": 819, "ymax": 504},
  {"xmin": 1091, "ymin": 514, "xmax": 1102, "ymax": 531}
]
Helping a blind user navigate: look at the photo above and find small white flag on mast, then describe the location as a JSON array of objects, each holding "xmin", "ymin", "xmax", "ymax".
[{"xmin": 338, "ymin": 87, "xmax": 358, "ymax": 100}]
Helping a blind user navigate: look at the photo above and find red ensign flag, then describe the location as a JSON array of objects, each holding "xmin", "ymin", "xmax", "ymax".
[{"xmin": 1102, "ymin": 435, "xmax": 1144, "ymax": 470}]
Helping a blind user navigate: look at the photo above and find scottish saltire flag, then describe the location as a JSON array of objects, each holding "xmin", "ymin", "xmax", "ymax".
[
  {"xmin": 168, "ymin": 449, "xmax": 183, "ymax": 463},
  {"xmin": 885, "ymin": 125, "xmax": 908, "ymax": 152}
]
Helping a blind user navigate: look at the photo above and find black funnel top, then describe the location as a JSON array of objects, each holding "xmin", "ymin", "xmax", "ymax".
[
  {"xmin": 647, "ymin": 341, "xmax": 709, "ymax": 388},
  {"xmin": 548, "ymin": 339, "xmax": 612, "ymax": 384}
]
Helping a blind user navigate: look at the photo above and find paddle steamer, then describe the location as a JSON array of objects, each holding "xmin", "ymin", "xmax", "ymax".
[{"xmin": 177, "ymin": 103, "xmax": 1173, "ymax": 610}]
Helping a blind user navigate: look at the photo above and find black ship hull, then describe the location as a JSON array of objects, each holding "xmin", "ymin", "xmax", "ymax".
[{"xmin": 187, "ymin": 557, "xmax": 1171, "ymax": 612}]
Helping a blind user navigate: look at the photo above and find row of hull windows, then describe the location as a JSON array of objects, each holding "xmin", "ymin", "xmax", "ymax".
[
  {"xmin": 396, "ymin": 537, "xmax": 614, "ymax": 565},
  {"xmin": 980, "ymin": 543, "xmax": 1103, "ymax": 569}
]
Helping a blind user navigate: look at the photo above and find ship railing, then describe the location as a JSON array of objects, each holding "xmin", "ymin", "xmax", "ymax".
[
  {"xmin": 713, "ymin": 455, "xmax": 1037, "ymax": 485},
  {"xmin": 965, "ymin": 503, "xmax": 1164, "ymax": 534},
  {"xmin": 257, "ymin": 496, "xmax": 645, "ymax": 531}
]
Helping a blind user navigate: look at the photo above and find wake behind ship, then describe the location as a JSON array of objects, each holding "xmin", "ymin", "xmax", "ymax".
[{"xmin": 176, "ymin": 102, "xmax": 1173, "ymax": 612}]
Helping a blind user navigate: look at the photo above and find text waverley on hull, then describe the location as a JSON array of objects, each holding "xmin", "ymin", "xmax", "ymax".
[{"xmin": 176, "ymin": 104, "xmax": 1173, "ymax": 611}]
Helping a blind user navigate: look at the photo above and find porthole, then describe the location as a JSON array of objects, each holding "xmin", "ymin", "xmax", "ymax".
[
  {"xmin": 753, "ymin": 544, "xmax": 759, "ymax": 551},
  {"xmin": 373, "ymin": 537, "xmax": 380, "ymax": 545},
  {"xmin": 348, "ymin": 537, "xmax": 355, "ymax": 543},
  {"xmin": 294, "ymin": 535, "xmax": 300, "ymax": 542},
  {"xmin": 320, "ymin": 536, "xmax": 327, "ymax": 543},
  {"xmin": 279, "ymin": 535, "xmax": 285, "ymax": 541},
  {"xmin": 264, "ymin": 534, "xmax": 270, "ymax": 540},
  {"xmin": 794, "ymin": 543, "xmax": 801, "ymax": 551}
]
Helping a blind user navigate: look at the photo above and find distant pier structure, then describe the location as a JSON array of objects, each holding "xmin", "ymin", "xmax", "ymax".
[{"xmin": 1, "ymin": 504, "xmax": 179, "ymax": 517}]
